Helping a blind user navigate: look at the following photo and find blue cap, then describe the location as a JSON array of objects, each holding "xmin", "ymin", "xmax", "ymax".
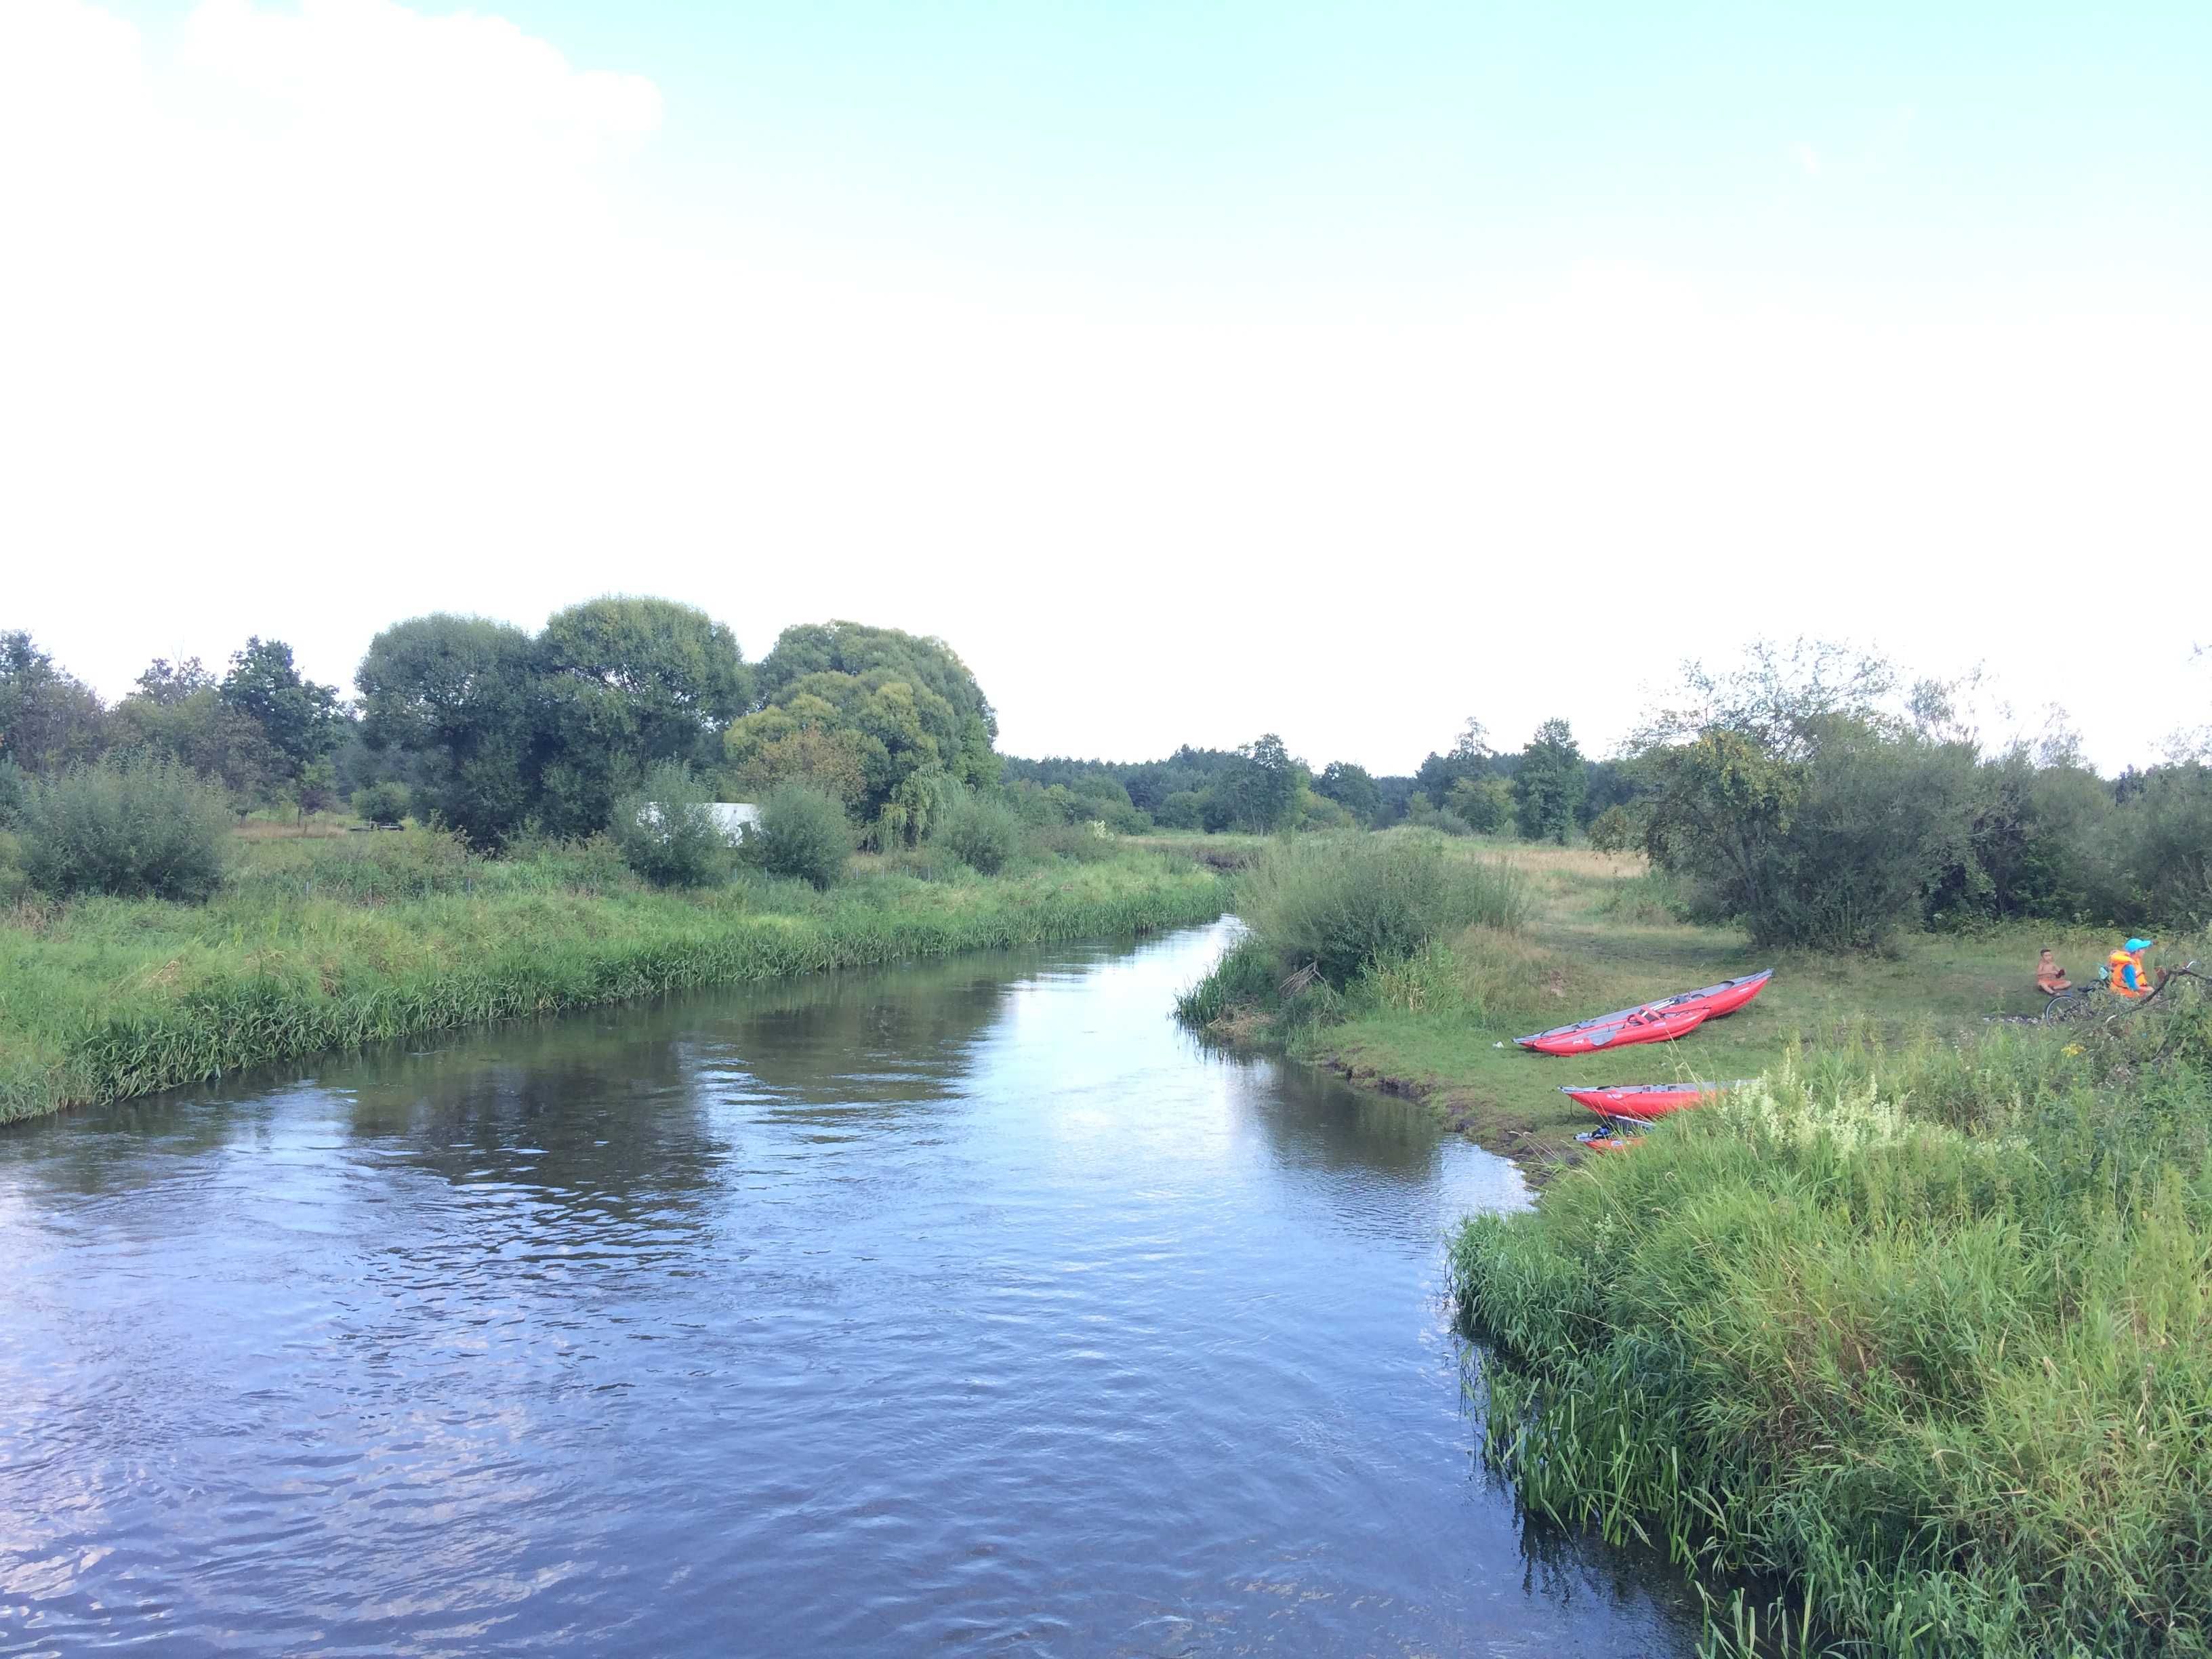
[{"xmin": 2125, "ymin": 939, "xmax": 2154, "ymax": 952}]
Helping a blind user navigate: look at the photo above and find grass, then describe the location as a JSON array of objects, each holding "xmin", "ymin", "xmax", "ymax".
[
  {"xmin": 0, "ymin": 825, "xmax": 1225, "ymax": 1124},
  {"xmin": 1186, "ymin": 833, "xmax": 2178, "ymax": 1168},
  {"xmin": 1450, "ymin": 1021, "xmax": 2212, "ymax": 1659}
]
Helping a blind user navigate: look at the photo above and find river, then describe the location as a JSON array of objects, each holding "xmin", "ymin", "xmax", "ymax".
[{"xmin": 0, "ymin": 921, "xmax": 1696, "ymax": 1656}]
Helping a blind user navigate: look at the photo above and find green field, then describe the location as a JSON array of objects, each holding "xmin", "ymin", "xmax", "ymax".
[
  {"xmin": 1271, "ymin": 841, "xmax": 2160, "ymax": 1169},
  {"xmin": 0, "ymin": 826, "xmax": 1225, "ymax": 1124}
]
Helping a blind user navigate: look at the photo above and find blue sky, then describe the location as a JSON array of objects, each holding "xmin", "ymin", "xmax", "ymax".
[{"xmin": 7, "ymin": 0, "xmax": 2209, "ymax": 769}]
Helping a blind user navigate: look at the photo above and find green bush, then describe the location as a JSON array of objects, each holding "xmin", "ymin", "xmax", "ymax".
[
  {"xmin": 1233, "ymin": 832, "xmax": 1530, "ymax": 988},
  {"xmin": 748, "ymin": 783, "xmax": 852, "ymax": 890},
  {"xmin": 351, "ymin": 780, "xmax": 411, "ymax": 827},
  {"xmin": 934, "ymin": 792, "xmax": 1023, "ymax": 875},
  {"xmin": 0, "ymin": 757, "xmax": 25, "ymax": 829},
  {"xmin": 18, "ymin": 756, "xmax": 232, "ymax": 901},
  {"xmin": 611, "ymin": 762, "xmax": 729, "ymax": 889}
]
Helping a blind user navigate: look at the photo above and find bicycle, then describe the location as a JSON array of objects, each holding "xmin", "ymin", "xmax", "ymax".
[{"xmin": 2041, "ymin": 960, "xmax": 2206, "ymax": 1027}]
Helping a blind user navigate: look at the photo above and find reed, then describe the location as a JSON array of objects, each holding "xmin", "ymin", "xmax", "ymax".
[
  {"xmin": 1452, "ymin": 1038, "xmax": 2212, "ymax": 1659},
  {"xmin": 0, "ymin": 830, "xmax": 1225, "ymax": 1123}
]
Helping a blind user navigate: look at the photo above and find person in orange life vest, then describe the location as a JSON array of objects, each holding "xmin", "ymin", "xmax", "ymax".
[{"xmin": 2106, "ymin": 938, "xmax": 2156, "ymax": 998}]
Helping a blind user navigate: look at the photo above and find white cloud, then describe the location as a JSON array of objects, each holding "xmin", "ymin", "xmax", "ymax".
[{"xmin": 0, "ymin": 2, "xmax": 2205, "ymax": 776}]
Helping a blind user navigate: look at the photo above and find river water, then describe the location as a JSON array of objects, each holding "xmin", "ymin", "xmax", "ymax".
[{"xmin": 0, "ymin": 921, "xmax": 1696, "ymax": 1656}]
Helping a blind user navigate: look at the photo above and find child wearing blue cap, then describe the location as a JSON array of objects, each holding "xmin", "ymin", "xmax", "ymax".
[{"xmin": 2107, "ymin": 939, "xmax": 2158, "ymax": 998}]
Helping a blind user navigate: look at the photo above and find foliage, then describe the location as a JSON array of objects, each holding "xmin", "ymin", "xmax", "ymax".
[
  {"xmin": 355, "ymin": 613, "xmax": 540, "ymax": 848},
  {"xmin": 934, "ymin": 791, "xmax": 1023, "ymax": 875},
  {"xmin": 729, "ymin": 722, "xmax": 869, "ymax": 808},
  {"xmin": 1448, "ymin": 775, "xmax": 1513, "ymax": 835},
  {"xmin": 0, "ymin": 630, "xmax": 108, "ymax": 773},
  {"xmin": 1227, "ymin": 832, "xmax": 1532, "ymax": 989},
  {"xmin": 534, "ymin": 597, "xmax": 751, "ymax": 839},
  {"xmin": 1313, "ymin": 761, "xmax": 1380, "ymax": 825},
  {"xmin": 1210, "ymin": 733, "xmax": 1307, "ymax": 833},
  {"xmin": 219, "ymin": 637, "xmax": 344, "ymax": 787},
  {"xmin": 1415, "ymin": 716, "xmax": 1496, "ymax": 808},
  {"xmin": 1647, "ymin": 717, "xmax": 1978, "ymax": 950},
  {"xmin": 352, "ymin": 780, "xmax": 411, "ymax": 827},
  {"xmin": 16, "ymin": 755, "xmax": 232, "ymax": 901},
  {"xmin": 1157, "ymin": 790, "xmax": 1206, "ymax": 831},
  {"xmin": 733, "ymin": 620, "xmax": 997, "ymax": 846},
  {"xmin": 748, "ymin": 783, "xmax": 853, "ymax": 889},
  {"xmin": 611, "ymin": 762, "xmax": 729, "ymax": 889},
  {"xmin": 0, "ymin": 757, "xmax": 24, "ymax": 828},
  {"xmin": 1585, "ymin": 803, "xmax": 1637, "ymax": 854},
  {"xmin": 1452, "ymin": 1048, "xmax": 2212, "ymax": 1659},
  {"xmin": 2116, "ymin": 762, "xmax": 2212, "ymax": 928},
  {"xmin": 1512, "ymin": 718, "xmax": 1586, "ymax": 844},
  {"xmin": 110, "ymin": 660, "xmax": 283, "ymax": 808}
]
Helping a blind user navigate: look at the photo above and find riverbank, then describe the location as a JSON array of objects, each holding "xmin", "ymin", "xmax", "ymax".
[
  {"xmin": 1185, "ymin": 838, "xmax": 2152, "ymax": 1172},
  {"xmin": 0, "ymin": 827, "xmax": 1225, "ymax": 1124},
  {"xmin": 1450, "ymin": 1010, "xmax": 2212, "ymax": 1658}
]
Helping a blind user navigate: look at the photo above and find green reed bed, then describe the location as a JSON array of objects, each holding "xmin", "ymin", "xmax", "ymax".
[
  {"xmin": 1452, "ymin": 1013, "xmax": 2212, "ymax": 1659},
  {"xmin": 0, "ymin": 831, "xmax": 1224, "ymax": 1123}
]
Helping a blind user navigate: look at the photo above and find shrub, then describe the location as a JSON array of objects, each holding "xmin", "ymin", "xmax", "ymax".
[
  {"xmin": 1233, "ymin": 832, "xmax": 1530, "ymax": 988},
  {"xmin": 748, "ymin": 783, "xmax": 852, "ymax": 890},
  {"xmin": 352, "ymin": 780, "xmax": 411, "ymax": 828},
  {"xmin": 18, "ymin": 756, "xmax": 232, "ymax": 901},
  {"xmin": 0, "ymin": 757, "xmax": 25, "ymax": 829},
  {"xmin": 1585, "ymin": 803, "xmax": 1637, "ymax": 854},
  {"xmin": 935, "ymin": 792, "xmax": 1023, "ymax": 875},
  {"xmin": 611, "ymin": 762, "xmax": 729, "ymax": 889}
]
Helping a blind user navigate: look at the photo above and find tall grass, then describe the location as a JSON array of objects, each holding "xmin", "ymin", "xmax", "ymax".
[
  {"xmin": 1234, "ymin": 832, "xmax": 1532, "ymax": 987},
  {"xmin": 0, "ymin": 838, "xmax": 1224, "ymax": 1124},
  {"xmin": 1452, "ymin": 1030, "xmax": 2212, "ymax": 1659},
  {"xmin": 1174, "ymin": 832, "xmax": 1530, "ymax": 1034}
]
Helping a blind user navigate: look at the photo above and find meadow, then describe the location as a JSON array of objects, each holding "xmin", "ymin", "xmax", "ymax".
[
  {"xmin": 0, "ymin": 824, "xmax": 1225, "ymax": 1124},
  {"xmin": 1191, "ymin": 835, "xmax": 2173, "ymax": 1169}
]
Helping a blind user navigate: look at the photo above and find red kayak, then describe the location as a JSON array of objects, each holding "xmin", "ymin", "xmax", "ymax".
[
  {"xmin": 1519, "ymin": 1004, "xmax": 1709, "ymax": 1056},
  {"xmin": 1515, "ymin": 970, "xmax": 1771, "ymax": 1055},
  {"xmin": 1563, "ymin": 1080, "xmax": 1753, "ymax": 1120}
]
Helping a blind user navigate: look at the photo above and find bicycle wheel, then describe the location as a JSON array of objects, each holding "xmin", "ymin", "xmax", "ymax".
[{"xmin": 2043, "ymin": 989, "xmax": 2099, "ymax": 1024}]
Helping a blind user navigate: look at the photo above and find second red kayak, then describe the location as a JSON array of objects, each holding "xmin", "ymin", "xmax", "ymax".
[
  {"xmin": 1562, "ymin": 1080, "xmax": 1753, "ymax": 1120},
  {"xmin": 1515, "ymin": 970, "xmax": 1771, "ymax": 1057}
]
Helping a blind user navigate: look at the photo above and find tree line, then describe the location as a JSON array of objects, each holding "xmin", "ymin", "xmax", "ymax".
[{"xmin": 5, "ymin": 608, "xmax": 2204, "ymax": 939}]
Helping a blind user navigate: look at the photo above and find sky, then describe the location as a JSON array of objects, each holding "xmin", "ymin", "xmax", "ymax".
[{"xmin": 3, "ymin": 0, "xmax": 2208, "ymax": 774}]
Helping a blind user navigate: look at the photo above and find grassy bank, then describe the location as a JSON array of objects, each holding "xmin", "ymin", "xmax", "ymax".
[
  {"xmin": 0, "ymin": 827, "xmax": 1225, "ymax": 1124},
  {"xmin": 1183, "ymin": 835, "xmax": 2173, "ymax": 1167},
  {"xmin": 1450, "ymin": 1017, "xmax": 2212, "ymax": 1658}
]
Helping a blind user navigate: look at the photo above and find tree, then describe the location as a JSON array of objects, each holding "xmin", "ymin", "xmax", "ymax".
[
  {"xmin": 1415, "ymin": 717, "xmax": 1494, "ymax": 808},
  {"xmin": 1449, "ymin": 775, "xmax": 1513, "ymax": 835},
  {"xmin": 1210, "ymin": 734, "xmax": 1305, "ymax": 833},
  {"xmin": 535, "ymin": 598, "xmax": 751, "ymax": 838},
  {"xmin": 0, "ymin": 631, "xmax": 107, "ymax": 773},
  {"xmin": 356, "ymin": 615, "xmax": 539, "ymax": 848},
  {"xmin": 110, "ymin": 655, "xmax": 281, "ymax": 808},
  {"xmin": 220, "ymin": 638, "xmax": 342, "ymax": 790},
  {"xmin": 1314, "ymin": 761, "xmax": 1380, "ymax": 825},
  {"xmin": 1513, "ymin": 719, "xmax": 1587, "ymax": 844},
  {"xmin": 732, "ymin": 621, "xmax": 998, "ymax": 846}
]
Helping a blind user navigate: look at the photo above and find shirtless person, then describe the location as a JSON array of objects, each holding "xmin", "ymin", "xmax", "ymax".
[{"xmin": 2035, "ymin": 949, "xmax": 2071, "ymax": 995}]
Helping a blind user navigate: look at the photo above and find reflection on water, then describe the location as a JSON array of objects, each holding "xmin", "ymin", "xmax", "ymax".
[{"xmin": 0, "ymin": 923, "xmax": 1697, "ymax": 1657}]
